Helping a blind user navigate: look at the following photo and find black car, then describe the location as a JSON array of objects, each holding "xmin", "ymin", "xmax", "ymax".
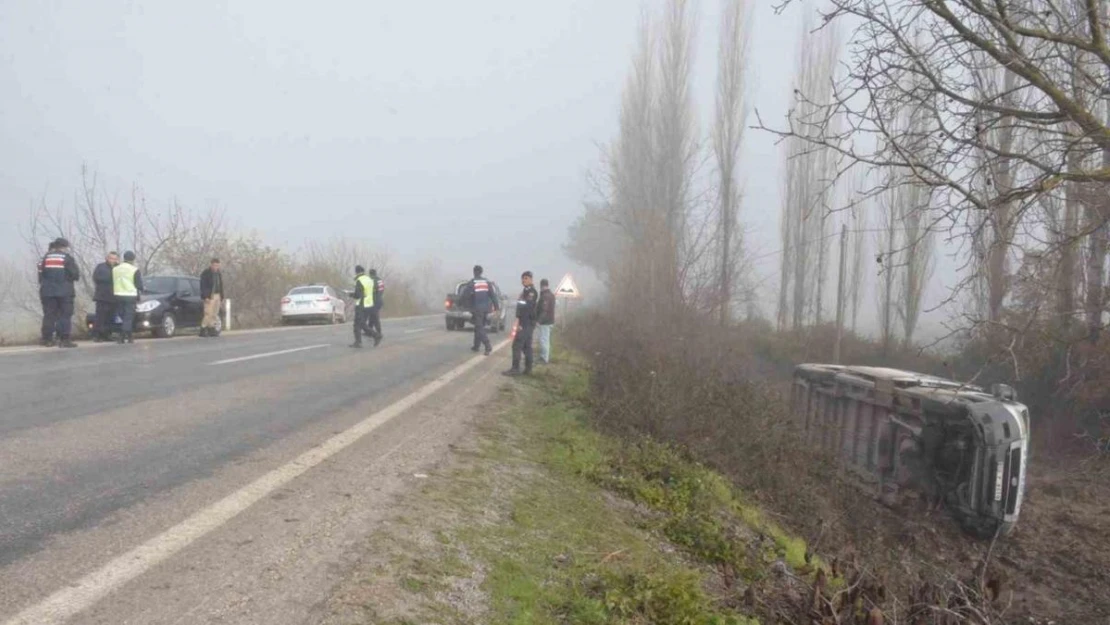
[{"xmin": 84, "ymin": 275, "xmax": 223, "ymax": 338}]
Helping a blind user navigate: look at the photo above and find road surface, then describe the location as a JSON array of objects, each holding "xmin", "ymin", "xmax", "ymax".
[{"xmin": 0, "ymin": 316, "xmax": 509, "ymax": 624}]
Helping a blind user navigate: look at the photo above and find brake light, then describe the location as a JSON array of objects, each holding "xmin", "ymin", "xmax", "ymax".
[
  {"xmin": 445, "ymin": 299, "xmax": 452, "ymax": 308},
  {"xmin": 281, "ymin": 297, "xmax": 291, "ymax": 304},
  {"xmin": 317, "ymin": 296, "xmax": 330, "ymax": 302}
]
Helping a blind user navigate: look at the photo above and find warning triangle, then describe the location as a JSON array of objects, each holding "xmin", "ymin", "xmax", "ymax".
[{"xmin": 555, "ymin": 274, "xmax": 581, "ymax": 298}]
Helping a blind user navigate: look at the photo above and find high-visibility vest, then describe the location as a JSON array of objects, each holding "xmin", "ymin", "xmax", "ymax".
[
  {"xmin": 356, "ymin": 274, "xmax": 375, "ymax": 307},
  {"xmin": 113, "ymin": 262, "xmax": 139, "ymax": 297}
]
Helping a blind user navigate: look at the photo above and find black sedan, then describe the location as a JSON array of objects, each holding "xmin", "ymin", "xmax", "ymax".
[{"xmin": 85, "ymin": 275, "xmax": 222, "ymax": 338}]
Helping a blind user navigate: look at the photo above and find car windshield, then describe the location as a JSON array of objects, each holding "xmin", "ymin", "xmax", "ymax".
[
  {"xmin": 143, "ymin": 277, "xmax": 178, "ymax": 294},
  {"xmin": 289, "ymin": 287, "xmax": 325, "ymax": 295}
]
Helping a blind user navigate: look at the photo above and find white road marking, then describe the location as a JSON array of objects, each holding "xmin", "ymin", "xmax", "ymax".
[
  {"xmin": 208, "ymin": 344, "xmax": 329, "ymax": 366},
  {"xmin": 403, "ymin": 328, "xmax": 430, "ymax": 334},
  {"xmin": 3, "ymin": 339, "xmax": 511, "ymax": 625}
]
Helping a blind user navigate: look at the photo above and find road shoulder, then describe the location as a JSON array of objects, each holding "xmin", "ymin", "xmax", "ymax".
[{"xmin": 313, "ymin": 356, "xmax": 812, "ymax": 625}]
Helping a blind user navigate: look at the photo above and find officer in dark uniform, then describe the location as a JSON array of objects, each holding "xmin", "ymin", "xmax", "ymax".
[
  {"xmin": 351, "ymin": 265, "xmax": 381, "ymax": 348},
  {"xmin": 459, "ymin": 265, "xmax": 499, "ymax": 355},
  {"xmin": 367, "ymin": 268, "xmax": 385, "ymax": 340},
  {"xmin": 38, "ymin": 237, "xmax": 81, "ymax": 348},
  {"xmin": 504, "ymin": 271, "xmax": 538, "ymax": 376}
]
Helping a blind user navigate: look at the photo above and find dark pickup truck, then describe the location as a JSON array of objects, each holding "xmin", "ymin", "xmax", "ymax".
[{"xmin": 444, "ymin": 279, "xmax": 508, "ymax": 332}]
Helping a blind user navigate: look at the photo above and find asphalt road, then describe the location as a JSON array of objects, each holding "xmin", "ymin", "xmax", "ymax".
[{"xmin": 0, "ymin": 316, "xmax": 511, "ymax": 624}]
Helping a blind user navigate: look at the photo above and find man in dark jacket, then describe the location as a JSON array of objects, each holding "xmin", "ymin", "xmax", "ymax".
[
  {"xmin": 535, "ymin": 278, "xmax": 556, "ymax": 365},
  {"xmin": 199, "ymin": 258, "xmax": 224, "ymax": 337},
  {"xmin": 367, "ymin": 268, "xmax": 385, "ymax": 340},
  {"xmin": 459, "ymin": 265, "xmax": 499, "ymax": 355},
  {"xmin": 38, "ymin": 237, "xmax": 81, "ymax": 348},
  {"xmin": 92, "ymin": 251, "xmax": 119, "ymax": 342},
  {"xmin": 504, "ymin": 271, "xmax": 538, "ymax": 376}
]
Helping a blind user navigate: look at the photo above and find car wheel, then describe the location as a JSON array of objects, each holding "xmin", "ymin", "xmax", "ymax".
[
  {"xmin": 446, "ymin": 318, "xmax": 454, "ymax": 331},
  {"xmin": 155, "ymin": 313, "xmax": 177, "ymax": 338}
]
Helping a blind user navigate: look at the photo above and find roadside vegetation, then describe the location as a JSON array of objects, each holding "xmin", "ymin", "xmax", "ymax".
[{"xmin": 319, "ymin": 352, "xmax": 868, "ymax": 625}]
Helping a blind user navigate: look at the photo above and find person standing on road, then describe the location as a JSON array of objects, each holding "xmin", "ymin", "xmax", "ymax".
[
  {"xmin": 460, "ymin": 265, "xmax": 499, "ymax": 356},
  {"xmin": 351, "ymin": 265, "xmax": 380, "ymax": 348},
  {"xmin": 536, "ymin": 278, "xmax": 556, "ymax": 365},
  {"xmin": 504, "ymin": 271, "xmax": 538, "ymax": 376},
  {"xmin": 199, "ymin": 258, "xmax": 224, "ymax": 338},
  {"xmin": 113, "ymin": 251, "xmax": 143, "ymax": 344},
  {"xmin": 38, "ymin": 237, "xmax": 81, "ymax": 348},
  {"xmin": 92, "ymin": 251, "xmax": 119, "ymax": 342},
  {"xmin": 368, "ymin": 268, "xmax": 385, "ymax": 340}
]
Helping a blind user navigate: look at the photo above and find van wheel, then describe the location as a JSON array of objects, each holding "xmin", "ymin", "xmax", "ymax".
[{"xmin": 154, "ymin": 313, "xmax": 177, "ymax": 338}]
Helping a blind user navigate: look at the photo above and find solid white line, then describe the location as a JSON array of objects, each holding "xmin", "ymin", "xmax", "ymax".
[
  {"xmin": 403, "ymin": 328, "xmax": 430, "ymax": 334},
  {"xmin": 3, "ymin": 338, "xmax": 511, "ymax": 625},
  {"xmin": 208, "ymin": 344, "xmax": 329, "ymax": 366}
]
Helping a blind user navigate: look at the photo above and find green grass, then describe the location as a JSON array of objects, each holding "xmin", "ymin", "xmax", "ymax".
[{"xmin": 345, "ymin": 348, "xmax": 827, "ymax": 623}]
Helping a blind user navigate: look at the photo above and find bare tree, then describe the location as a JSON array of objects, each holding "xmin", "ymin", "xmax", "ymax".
[
  {"xmin": 847, "ymin": 189, "xmax": 869, "ymax": 334},
  {"xmin": 778, "ymin": 12, "xmax": 840, "ymax": 331},
  {"xmin": 567, "ymin": 0, "xmax": 705, "ymax": 322},
  {"xmin": 763, "ymin": 0, "xmax": 1110, "ymax": 339},
  {"xmin": 876, "ymin": 179, "xmax": 899, "ymax": 353},
  {"xmin": 711, "ymin": 0, "xmax": 751, "ymax": 326},
  {"xmin": 897, "ymin": 181, "xmax": 936, "ymax": 346}
]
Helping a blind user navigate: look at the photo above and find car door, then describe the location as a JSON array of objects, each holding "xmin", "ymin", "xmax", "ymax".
[
  {"xmin": 326, "ymin": 286, "xmax": 342, "ymax": 319},
  {"xmin": 176, "ymin": 278, "xmax": 204, "ymax": 326}
]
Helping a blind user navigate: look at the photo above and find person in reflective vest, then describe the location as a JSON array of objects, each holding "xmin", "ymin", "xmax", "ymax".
[
  {"xmin": 351, "ymin": 266, "xmax": 380, "ymax": 348},
  {"xmin": 112, "ymin": 251, "xmax": 143, "ymax": 344}
]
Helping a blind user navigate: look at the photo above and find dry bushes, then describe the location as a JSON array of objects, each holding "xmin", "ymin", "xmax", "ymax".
[{"xmin": 565, "ymin": 311, "xmax": 1015, "ymax": 623}]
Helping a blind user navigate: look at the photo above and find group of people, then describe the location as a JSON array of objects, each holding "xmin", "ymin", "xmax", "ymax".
[
  {"xmin": 350, "ymin": 266, "xmax": 386, "ymax": 348},
  {"xmin": 459, "ymin": 265, "xmax": 555, "ymax": 376},
  {"xmin": 38, "ymin": 237, "xmax": 227, "ymax": 347},
  {"xmin": 90, "ymin": 250, "xmax": 143, "ymax": 343}
]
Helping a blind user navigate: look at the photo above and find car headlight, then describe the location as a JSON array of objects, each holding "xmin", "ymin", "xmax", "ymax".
[{"xmin": 136, "ymin": 300, "xmax": 161, "ymax": 313}]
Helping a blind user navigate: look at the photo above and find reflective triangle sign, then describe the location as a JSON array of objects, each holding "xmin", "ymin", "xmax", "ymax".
[{"xmin": 555, "ymin": 274, "xmax": 581, "ymax": 298}]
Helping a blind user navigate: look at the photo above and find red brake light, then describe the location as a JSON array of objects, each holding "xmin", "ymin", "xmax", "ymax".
[
  {"xmin": 445, "ymin": 299, "xmax": 452, "ymax": 308},
  {"xmin": 281, "ymin": 297, "xmax": 291, "ymax": 304},
  {"xmin": 317, "ymin": 296, "xmax": 330, "ymax": 302}
]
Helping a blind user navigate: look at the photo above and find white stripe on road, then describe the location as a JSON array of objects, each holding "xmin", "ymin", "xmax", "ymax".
[
  {"xmin": 403, "ymin": 328, "xmax": 430, "ymax": 334},
  {"xmin": 208, "ymin": 344, "xmax": 329, "ymax": 366},
  {"xmin": 3, "ymin": 338, "xmax": 511, "ymax": 625}
]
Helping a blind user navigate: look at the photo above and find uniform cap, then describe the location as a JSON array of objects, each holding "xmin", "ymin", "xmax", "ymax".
[
  {"xmin": 355, "ymin": 265, "xmax": 365, "ymax": 274},
  {"xmin": 123, "ymin": 251, "xmax": 136, "ymax": 261},
  {"xmin": 53, "ymin": 237, "xmax": 70, "ymax": 249}
]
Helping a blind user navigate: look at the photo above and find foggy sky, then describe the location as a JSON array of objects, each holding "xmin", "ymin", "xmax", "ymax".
[{"xmin": 0, "ymin": 1, "xmax": 956, "ymax": 338}]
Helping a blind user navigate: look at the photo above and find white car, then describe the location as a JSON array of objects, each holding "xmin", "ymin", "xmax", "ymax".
[{"xmin": 281, "ymin": 285, "xmax": 348, "ymax": 325}]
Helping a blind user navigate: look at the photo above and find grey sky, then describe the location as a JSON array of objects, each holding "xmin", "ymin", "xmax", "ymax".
[{"xmin": 1, "ymin": 0, "xmax": 953, "ymax": 337}]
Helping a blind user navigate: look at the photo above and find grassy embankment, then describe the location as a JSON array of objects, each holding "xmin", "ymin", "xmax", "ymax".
[{"xmin": 320, "ymin": 350, "xmax": 828, "ymax": 625}]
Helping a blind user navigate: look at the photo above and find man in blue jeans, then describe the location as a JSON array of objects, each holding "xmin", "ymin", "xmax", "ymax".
[{"xmin": 535, "ymin": 278, "xmax": 556, "ymax": 364}]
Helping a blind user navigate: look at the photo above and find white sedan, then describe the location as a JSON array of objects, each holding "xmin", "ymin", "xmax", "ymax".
[{"xmin": 280, "ymin": 285, "xmax": 348, "ymax": 325}]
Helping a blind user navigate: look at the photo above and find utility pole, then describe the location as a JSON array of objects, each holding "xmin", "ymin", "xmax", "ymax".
[{"xmin": 833, "ymin": 224, "xmax": 848, "ymax": 364}]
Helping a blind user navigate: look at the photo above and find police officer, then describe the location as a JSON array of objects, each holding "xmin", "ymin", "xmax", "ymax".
[
  {"xmin": 38, "ymin": 237, "xmax": 80, "ymax": 348},
  {"xmin": 351, "ymin": 265, "xmax": 381, "ymax": 348},
  {"xmin": 367, "ymin": 268, "xmax": 385, "ymax": 340},
  {"xmin": 459, "ymin": 265, "xmax": 499, "ymax": 356},
  {"xmin": 504, "ymin": 271, "xmax": 538, "ymax": 376},
  {"xmin": 113, "ymin": 251, "xmax": 143, "ymax": 344}
]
